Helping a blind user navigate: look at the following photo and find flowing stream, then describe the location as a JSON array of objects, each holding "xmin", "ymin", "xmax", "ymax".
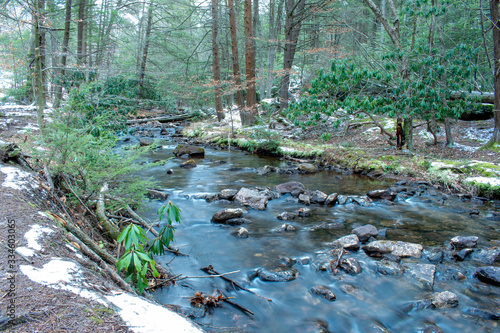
[{"xmin": 131, "ymin": 139, "xmax": 499, "ymax": 332}]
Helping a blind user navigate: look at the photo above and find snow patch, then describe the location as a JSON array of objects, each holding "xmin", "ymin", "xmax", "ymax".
[
  {"xmin": 453, "ymin": 143, "xmax": 478, "ymax": 152},
  {"xmin": 0, "ymin": 165, "xmax": 33, "ymax": 190},
  {"xmin": 464, "ymin": 127, "xmax": 492, "ymax": 144},
  {"xmin": 24, "ymin": 224, "xmax": 54, "ymax": 252},
  {"xmin": 20, "ymin": 258, "xmax": 202, "ymax": 333},
  {"xmin": 466, "ymin": 176, "xmax": 500, "ymax": 187}
]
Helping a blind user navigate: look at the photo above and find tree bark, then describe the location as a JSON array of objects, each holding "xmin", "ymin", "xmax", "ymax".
[
  {"xmin": 279, "ymin": 0, "xmax": 305, "ymax": 111},
  {"xmin": 211, "ymin": 0, "xmax": 225, "ymax": 121},
  {"xmin": 138, "ymin": 1, "xmax": 153, "ymax": 102},
  {"xmin": 53, "ymin": 0, "xmax": 72, "ymax": 108},
  {"xmin": 244, "ymin": 0, "xmax": 257, "ymax": 125},
  {"xmin": 228, "ymin": 0, "xmax": 245, "ymax": 113},
  {"xmin": 265, "ymin": 0, "xmax": 284, "ymax": 98},
  {"xmin": 483, "ymin": 0, "xmax": 500, "ymax": 148},
  {"xmin": 34, "ymin": 0, "xmax": 45, "ymax": 133},
  {"xmin": 77, "ymin": 0, "xmax": 86, "ymax": 67}
]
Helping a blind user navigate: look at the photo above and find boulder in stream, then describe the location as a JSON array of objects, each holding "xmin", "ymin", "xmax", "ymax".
[
  {"xmin": 363, "ymin": 240, "xmax": 423, "ymax": 258},
  {"xmin": 234, "ymin": 187, "xmax": 268, "ymax": 210},
  {"xmin": 274, "ymin": 181, "xmax": 305, "ymax": 194},
  {"xmin": 404, "ymin": 263, "xmax": 436, "ymax": 286},
  {"xmin": 450, "ymin": 236, "xmax": 478, "ymax": 249},
  {"xmin": 219, "ymin": 189, "xmax": 238, "ymax": 200},
  {"xmin": 367, "ymin": 189, "xmax": 396, "ymax": 201},
  {"xmin": 298, "ymin": 163, "xmax": 317, "ymax": 174},
  {"xmin": 211, "ymin": 208, "xmax": 244, "ymax": 223},
  {"xmin": 310, "ymin": 190, "xmax": 328, "ymax": 204},
  {"xmin": 376, "ymin": 260, "xmax": 404, "ymax": 275},
  {"xmin": 180, "ymin": 159, "xmax": 197, "ymax": 168},
  {"xmin": 475, "ymin": 266, "xmax": 500, "ymax": 285},
  {"xmin": 352, "ymin": 224, "xmax": 378, "ymax": 243},
  {"xmin": 339, "ymin": 258, "xmax": 362, "ymax": 275},
  {"xmin": 329, "ymin": 234, "xmax": 360, "ymax": 252},
  {"xmin": 173, "ymin": 144, "xmax": 205, "ymax": 157},
  {"xmin": 310, "ymin": 285, "xmax": 336, "ymax": 301},
  {"xmin": 298, "ymin": 193, "xmax": 311, "ymax": 205},
  {"xmin": 276, "ymin": 212, "xmax": 298, "ymax": 220},
  {"xmin": 230, "ymin": 227, "xmax": 249, "ymax": 238},
  {"xmin": 325, "ymin": 193, "xmax": 339, "ymax": 206},
  {"xmin": 257, "ymin": 266, "xmax": 299, "ymax": 282},
  {"xmin": 431, "ymin": 291, "xmax": 459, "ymax": 308}
]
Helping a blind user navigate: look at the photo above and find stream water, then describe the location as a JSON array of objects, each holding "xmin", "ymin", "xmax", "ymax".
[{"xmin": 132, "ymin": 139, "xmax": 499, "ymax": 332}]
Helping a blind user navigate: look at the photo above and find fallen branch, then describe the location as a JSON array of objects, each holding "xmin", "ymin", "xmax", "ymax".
[
  {"xmin": 126, "ymin": 113, "xmax": 195, "ymax": 125},
  {"xmin": 62, "ymin": 175, "xmax": 96, "ymax": 218},
  {"xmin": 215, "ymin": 288, "xmax": 254, "ymax": 316},
  {"xmin": 201, "ymin": 265, "xmax": 272, "ymax": 302}
]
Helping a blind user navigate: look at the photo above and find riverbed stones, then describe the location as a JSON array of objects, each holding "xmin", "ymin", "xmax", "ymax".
[
  {"xmin": 453, "ymin": 248, "xmax": 474, "ymax": 261},
  {"xmin": 329, "ymin": 234, "xmax": 360, "ymax": 251},
  {"xmin": 298, "ymin": 163, "xmax": 317, "ymax": 174},
  {"xmin": 475, "ymin": 266, "xmax": 500, "ymax": 285},
  {"xmin": 404, "ymin": 263, "xmax": 436, "ymax": 286},
  {"xmin": 310, "ymin": 285, "xmax": 336, "ymax": 301},
  {"xmin": 219, "ymin": 189, "xmax": 238, "ymax": 200},
  {"xmin": 230, "ymin": 227, "xmax": 249, "ymax": 238},
  {"xmin": 352, "ymin": 224, "xmax": 378, "ymax": 243},
  {"xmin": 363, "ymin": 240, "xmax": 423, "ymax": 258},
  {"xmin": 180, "ymin": 159, "xmax": 197, "ymax": 168},
  {"xmin": 367, "ymin": 189, "xmax": 396, "ymax": 201},
  {"xmin": 173, "ymin": 144, "xmax": 205, "ymax": 157},
  {"xmin": 339, "ymin": 258, "xmax": 362, "ymax": 275},
  {"xmin": 450, "ymin": 236, "xmax": 478, "ymax": 249},
  {"xmin": 274, "ymin": 181, "xmax": 305, "ymax": 194},
  {"xmin": 471, "ymin": 248, "xmax": 500, "ymax": 264},
  {"xmin": 234, "ymin": 187, "xmax": 268, "ymax": 210},
  {"xmin": 325, "ymin": 193, "xmax": 338, "ymax": 206},
  {"xmin": 310, "ymin": 190, "xmax": 327, "ymax": 204},
  {"xmin": 376, "ymin": 260, "xmax": 404, "ymax": 275},
  {"xmin": 257, "ymin": 267, "xmax": 299, "ymax": 282},
  {"xmin": 277, "ymin": 212, "xmax": 298, "ymax": 220},
  {"xmin": 276, "ymin": 223, "xmax": 296, "ymax": 232},
  {"xmin": 465, "ymin": 308, "xmax": 500, "ymax": 320},
  {"xmin": 211, "ymin": 208, "xmax": 244, "ymax": 223},
  {"xmin": 431, "ymin": 291, "xmax": 459, "ymax": 308},
  {"xmin": 298, "ymin": 207, "xmax": 312, "ymax": 217},
  {"xmin": 298, "ymin": 193, "xmax": 311, "ymax": 205},
  {"xmin": 138, "ymin": 138, "xmax": 153, "ymax": 146}
]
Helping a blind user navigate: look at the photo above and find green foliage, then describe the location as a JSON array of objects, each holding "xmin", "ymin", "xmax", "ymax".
[
  {"xmin": 319, "ymin": 132, "xmax": 332, "ymax": 141},
  {"xmin": 116, "ymin": 202, "xmax": 181, "ymax": 293}
]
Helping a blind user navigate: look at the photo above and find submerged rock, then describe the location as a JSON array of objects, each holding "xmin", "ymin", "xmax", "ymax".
[
  {"xmin": 475, "ymin": 266, "xmax": 500, "ymax": 285},
  {"xmin": 352, "ymin": 224, "xmax": 378, "ymax": 243},
  {"xmin": 275, "ymin": 223, "xmax": 296, "ymax": 232},
  {"xmin": 180, "ymin": 159, "xmax": 197, "ymax": 168},
  {"xmin": 211, "ymin": 208, "xmax": 244, "ymax": 223},
  {"xmin": 367, "ymin": 189, "xmax": 397, "ymax": 201},
  {"xmin": 376, "ymin": 260, "xmax": 404, "ymax": 275},
  {"xmin": 234, "ymin": 187, "xmax": 269, "ymax": 210},
  {"xmin": 230, "ymin": 227, "xmax": 249, "ymax": 238},
  {"xmin": 453, "ymin": 248, "xmax": 474, "ymax": 261},
  {"xmin": 298, "ymin": 207, "xmax": 312, "ymax": 217},
  {"xmin": 404, "ymin": 263, "xmax": 436, "ymax": 286},
  {"xmin": 277, "ymin": 212, "xmax": 298, "ymax": 220},
  {"xmin": 465, "ymin": 308, "xmax": 500, "ymax": 320},
  {"xmin": 329, "ymin": 234, "xmax": 360, "ymax": 252},
  {"xmin": 310, "ymin": 285, "xmax": 336, "ymax": 301}
]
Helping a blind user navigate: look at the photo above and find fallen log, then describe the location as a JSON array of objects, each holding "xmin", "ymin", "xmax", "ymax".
[
  {"xmin": 450, "ymin": 91, "xmax": 494, "ymax": 104},
  {"xmin": 126, "ymin": 112, "xmax": 195, "ymax": 125}
]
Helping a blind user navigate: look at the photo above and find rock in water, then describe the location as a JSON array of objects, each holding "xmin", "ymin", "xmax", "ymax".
[
  {"xmin": 258, "ymin": 267, "xmax": 299, "ymax": 282},
  {"xmin": 325, "ymin": 193, "xmax": 339, "ymax": 206},
  {"xmin": 352, "ymin": 224, "xmax": 378, "ymax": 243},
  {"xmin": 274, "ymin": 181, "xmax": 305, "ymax": 194},
  {"xmin": 173, "ymin": 144, "xmax": 205, "ymax": 157},
  {"xmin": 234, "ymin": 188, "xmax": 268, "ymax": 210},
  {"xmin": 298, "ymin": 163, "xmax": 317, "ymax": 174},
  {"xmin": 310, "ymin": 285, "xmax": 336, "ymax": 301},
  {"xmin": 363, "ymin": 240, "xmax": 423, "ymax": 258},
  {"xmin": 329, "ymin": 234, "xmax": 360, "ymax": 252},
  {"xmin": 310, "ymin": 190, "xmax": 328, "ymax": 204},
  {"xmin": 450, "ymin": 236, "xmax": 478, "ymax": 249},
  {"xmin": 431, "ymin": 291, "xmax": 459, "ymax": 308},
  {"xmin": 475, "ymin": 266, "xmax": 500, "ymax": 285},
  {"xmin": 180, "ymin": 159, "xmax": 197, "ymax": 168},
  {"xmin": 219, "ymin": 189, "xmax": 238, "ymax": 200},
  {"xmin": 230, "ymin": 227, "xmax": 249, "ymax": 238},
  {"xmin": 339, "ymin": 258, "xmax": 362, "ymax": 275},
  {"xmin": 211, "ymin": 208, "xmax": 244, "ymax": 223}
]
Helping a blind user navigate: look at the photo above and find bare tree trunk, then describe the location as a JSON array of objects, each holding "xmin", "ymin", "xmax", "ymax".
[
  {"xmin": 77, "ymin": 0, "xmax": 86, "ymax": 67},
  {"xmin": 265, "ymin": 0, "xmax": 284, "ymax": 98},
  {"xmin": 228, "ymin": 0, "xmax": 245, "ymax": 114},
  {"xmin": 138, "ymin": 1, "xmax": 153, "ymax": 102},
  {"xmin": 53, "ymin": 0, "xmax": 72, "ymax": 108},
  {"xmin": 279, "ymin": 0, "xmax": 305, "ymax": 111},
  {"xmin": 211, "ymin": 0, "xmax": 225, "ymax": 121},
  {"xmin": 483, "ymin": 0, "xmax": 500, "ymax": 148},
  {"xmin": 34, "ymin": 0, "xmax": 45, "ymax": 132},
  {"xmin": 244, "ymin": 0, "xmax": 257, "ymax": 125}
]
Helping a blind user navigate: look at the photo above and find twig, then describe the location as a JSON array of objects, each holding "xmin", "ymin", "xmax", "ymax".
[
  {"xmin": 215, "ymin": 288, "xmax": 254, "ymax": 316},
  {"xmin": 0, "ymin": 242, "xmax": 33, "ymax": 264},
  {"xmin": 62, "ymin": 175, "xmax": 96, "ymax": 218}
]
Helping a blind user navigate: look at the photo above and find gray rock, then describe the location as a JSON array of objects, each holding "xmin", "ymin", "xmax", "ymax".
[
  {"xmin": 475, "ymin": 266, "xmax": 500, "ymax": 285},
  {"xmin": 256, "ymin": 165, "xmax": 275, "ymax": 175},
  {"xmin": 276, "ymin": 212, "xmax": 298, "ymax": 220},
  {"xmin": 139, "ymin": 138, "xmax": 153, "ymax": 146},
  {"xmin": 298, "ymin": 207, "xmax": 312, "ymax": 217},
  {"xmin": 211, "ymin": 208, "xmax": 244, "ymax": 223},
  {"xmin": 310, "ymin": 190, "xmax": 328, "ymax": 204},
  {"xmin": 173, "ymin": 144, "xmax": 205, "ymax": 157},
  {"xmin": 234, "ymin": 187, "xmax": 268, "ymax": 210},
  {"xmin": 363, "ymin": 240, "xmax": 423, "ymax": 258},
  {"xmin": 450, "ymin": 236, "xmax": 478, "ymax": 249},
  {"xmin": 453, "ymin": 248, "xmax": 474, "ymax": 261},
  {"xmin": 425, "ymin": 248, "xmax": 444, "ymax": 264},
  {"xmin": 224, "ymin": 218, "xmax": 250, "ymax": 225},
  {"xmin": 310, "ymin": 285, "xmax": 336, "ymax": 301},
  {"xmin": 230, "ymin": 227, "xmax": 249, "ymax": 238},
  {"xmin": 367, "ymin": 189, "xmax": 396, "ymax": 201},
  {"xmin": 330, "ymin": 234, "xmax": 360, "ymax": 251},
  {"xmin": 298, "ymin": 193, "xmax": 311, "ymax": 205},
  {"xmin": 431, "ymin": 291, "xmax": 459, "ymax": 308},
  {"xmin": 180, "ymin": 159, "xmax": 197, "ymax": 168},
  {"xmin": 219, "ymin": 189, "xmax": 238, "ymax": 200},
  {"xmin": 404, "ymin": 263, "xmax": 436, "ymax": 286},
  {"xmin": 274, "ymin": 181, "xmax": 305, "ymax": 194},
  {"xmin": 401, "ymin": 299, "xmax": 432, "ymax": 313},
  {"xmin": 339, "ymin": 258, "xmax": 362, "ymax": 275},
  {"xmin": 298, "ymin": 163, "xmax": 317, "ymax": 174},
  {"xmin": 352, "ymin": 224, "xmax": 378, "ymax": 243},
  {"xmin": 471, "ymin": 248, "xmax": 500, "ymax": 264},
  {"xmin": 276, "ymin": 223, "xmax": 296, "ymax": 232},
  {"xmin": 376, "ymin": 260, "xmax": 404, "ymax": 275},
  {"xmin": 258, "ymin": 267, "xmax": 299, "ymax": 282},
  {"xmin": 465, "ymin": 308, "xmax": 500, "ymax": 320},
  {"xmin": 337, "ymin": 195, "xmax": 348, "ymax": 205},
  {"xmin": 325, "ymin": 193, "xmax": 338, "ymax": 206}
]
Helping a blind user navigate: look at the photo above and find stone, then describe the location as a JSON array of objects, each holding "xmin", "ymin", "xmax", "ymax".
[
  {"xmin": 173, "ymin": 144, "xmax": 205, "ymax": 157},
  {"xmin": 256, "ymin": 165, "xmax": 276, "ymax": 175},
  {"xmin": 471, "ymin": 248, "xmax": 500, "ymax": 264},
  {"xmin": 431, "ymin": 291, "xmax": 459, "ymax": 308},
  {"xmin": 367, "ymin": 189, "xmax": 396, "ymax": 201},
  {"xmin": 234, "ymin": 187, "xmax": 268, "ymax": 210},
  {"xmin": 310, "ymin": 285, "xmax": 336, "ymax": 301},
  {"xmin": 363, "ymin": 240, "xmax": 423, "ymax": 258},
  {"xmin": 230, "ymin": 227, "xmax": 249, "ymax": 238},
  {"xmin": 339, "ymin": 258, "xmax": 362, "ymax": 275},
  {"xmin": 404, "ymin": 263, "xmax": 436, "ymax": 286},
  {"xmin": 298, "ymin": 163, "xmax": 317, "ymax": 174},
  {"xmin": 276, "ymin": 212, "xmax": 298, "ymax": 220},
  {"xmin": 376, "ymin": 260, "xmax": 404, "ymax": 275},
  {"xmin": 180, "ymin": 159, "xmax": 197, "ymax": 168},
  {"xmin": 298, "ymin": 207, "xmax": 312, "ymax": 217},
  {"xmin": 330, "ymin": 234, "xmax": 360, "ymax": 251},
  {"xmin": 298, "ymin": 193, "xmax": 311, "ymax": 205},
  {"xmin": 401, "ymin": 299, "xmax": 433, "ymax": 313},
  {"xmin": 465, "ymin": 308, "xmax": 500, "ymax": 320},
  {"xmin": 211, "ymin": 208, "xmax": 244, "ymax": 223},
  {"xmin": 450, "ymin": 236, "xmax": 478, "ymax": 249},
  {"xmin": 475, "ymin": 266, "xmax": 500, "ymax": 285},
  {"xmin": 336, "ymin": 195, "xmax": 348, "ymax": 205},
  {"xmin": 453, "ymin": 248, "xmax": 474, "ymax": 261},
  {"xmin": 258, "ymin": 267, "xmax": 299, "ymax": 282},
  {"xmin": 224, "ymin": 218, "xmax": 250, "ymax": 225},
  {"xmin": 166, "ymin": 168, "xmax": 174, "ymax": 174},
  {"xmin": 310, "ymin": 190, "xmax": 328, "ymax": 204},
  {"xmin": 276, "ymin": 223, "xmax": 296, "ymax": 232},
  {"xmin": 325, "ymin": 193, "xmax": 338, "ymax": 206},
  {"xmin": 138, "ymin": 138, "xmax": 153, "ymax": 146},
  {"xmin": 219, "ymin": 189, "xmax": 238, "ymax": 200},
  {"xmin": 146, "ymin": 189, "xmax": 169, "ymax": 200},
  {"xmin": 352, "ymin": 224, "xmax": 378, "ymax": 243},
  {"xmin": 274, "ymin": 181, "xmax": 305, "ymax": 194},
  {"xmin": 425, "ymin": 248, "xmax": 444, "ymax": 264}
]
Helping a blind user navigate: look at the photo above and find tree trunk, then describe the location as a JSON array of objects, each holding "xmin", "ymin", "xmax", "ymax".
[
  {"xmin": 265, "ymin": 0, "xmax": 284, "ymax": 98},
  {"xmin": 244, "ymin": 0, "xmax": 257, "ymax": 125},
  {"xmin": 138, "ymin": 1, "xmax": 153, "ymax": 102},
  {"xmin": 228, "ymin": 0, "xmax": 245, "ymax": 114},
  {"xmin": 77, "ymin": 0, "xmax": 86, "ymax": 67},
  {"xmin": 53, "ymin": 0, "xmax": 72, "ymax": 108},
  {"xmin": 211, "ymin": 0, "xmax": 225, "ymax": 121},
  {"xmin": 483, "ymin": 0, "xmax": 500, "ymax": 148},
  {"xmin": 34, "ymin": 0, "xmax": 45, "ymax": 132},
  {"xmin": 403, "ymin": 118, "xmax": 413, "ymax": 150},
  {"xmin": 279, "ymin": 0, "xmax": 305, "ymax": 111},
  {"xmin": 444, "ymin": 117, "xmax": 454, "ymax": 147}
]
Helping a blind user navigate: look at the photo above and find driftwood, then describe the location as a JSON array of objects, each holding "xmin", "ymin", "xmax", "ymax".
[
  {"xmin": 201, "ymin": 265, "xmax": 272, "ymax": 302},
  {"xmin": 126, "ymin": 112, "xmax": 195, "ymax": 125},
  {"xmin": 329, "ymin": 248, "xmax": 344, "ymax": 275},
  {"xmin": 214, "ymin": 288, "xmax": 255, "ymax": 316}
]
